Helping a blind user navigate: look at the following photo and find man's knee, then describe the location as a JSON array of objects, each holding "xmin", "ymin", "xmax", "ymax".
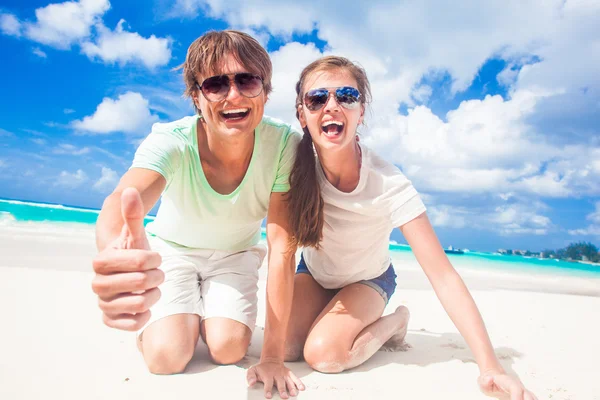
[
  {"xmin": 143, "ymin": 338, "xmax": 196, "ymax": 374},
  {"xmin": 202, "ymin": 319, "xmax": 251, "ymax": 365},
  {"xmin": 206, "ymin": 332, "xmax": 250, "ymax": 365}
]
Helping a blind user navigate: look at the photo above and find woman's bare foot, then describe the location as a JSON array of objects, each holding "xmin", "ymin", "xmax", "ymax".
[{"xmin": 380, "ymin": 306, "xmax": 411, "ymax": 352}]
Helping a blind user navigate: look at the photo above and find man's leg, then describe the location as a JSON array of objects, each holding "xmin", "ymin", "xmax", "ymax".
[
  {"xmin": 200, "ymin": 244, "xmax": 266, "ymax": 364},
  {"xmin": 137, "ymin": 236, "xmax": 204, "ymax": 374},
  {"xmin": 201, "ymin": 317, "xmax": 251, "ymax": 365},
  {"xmin": 139, "ymin": 314, "xmax": 200, "ymax": 374}
]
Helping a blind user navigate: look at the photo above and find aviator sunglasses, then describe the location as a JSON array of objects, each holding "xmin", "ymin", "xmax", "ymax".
[
  {"xmin": 196, "ymin": 73, "xmax": 264, "ymax": 102},
  {"xmin": 303, "ymin": 86, "xmax": 362, "ymax": 111}
]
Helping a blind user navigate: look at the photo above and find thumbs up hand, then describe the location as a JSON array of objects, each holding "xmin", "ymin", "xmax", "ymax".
[{"xmin": 92, "ymin": 188, "xmax": 164, "ymax": 331}]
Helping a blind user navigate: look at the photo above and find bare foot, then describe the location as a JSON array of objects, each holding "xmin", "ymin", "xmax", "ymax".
[{"xmin": 380, "ymin": 306, "xmax": 411, "ymax": 352}]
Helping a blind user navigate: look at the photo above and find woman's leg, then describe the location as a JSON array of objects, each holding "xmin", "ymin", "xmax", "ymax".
[
  {"xmin": 284, "ymin": 273, "xmax": 336, "ymax": 361},
  {"xmin": 303, "ymin": 283, "xmax": 410, "ymax": 373}
]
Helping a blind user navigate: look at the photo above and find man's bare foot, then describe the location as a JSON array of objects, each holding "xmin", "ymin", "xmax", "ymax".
[{"xmin": 380, "ymin": 306, "xmax": 411, "ymax": 352}]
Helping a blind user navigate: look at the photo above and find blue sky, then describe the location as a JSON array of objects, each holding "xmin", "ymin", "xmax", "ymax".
[{"xmin": 1, "ymin": 0, "xmax": 599, "ymax": 252}]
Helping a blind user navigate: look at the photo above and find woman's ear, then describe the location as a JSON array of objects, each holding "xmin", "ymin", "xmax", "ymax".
[
  {"xmin": 297, "ymin": 105, "xmax": 307, "ymax": 128},
  {"xmin": 358, "ymin": 104, "xmax": 365, "ymax": 125}
]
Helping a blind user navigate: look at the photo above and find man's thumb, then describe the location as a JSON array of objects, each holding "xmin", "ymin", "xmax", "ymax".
[{"xmin": 121, "ymin": 187, "xmax": 147, "ymax": 249}]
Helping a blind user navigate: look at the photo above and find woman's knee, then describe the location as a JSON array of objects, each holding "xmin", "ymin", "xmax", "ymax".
[{"xmin": 303, "ymin": 335, "xmax": 346, "ymax": 373}]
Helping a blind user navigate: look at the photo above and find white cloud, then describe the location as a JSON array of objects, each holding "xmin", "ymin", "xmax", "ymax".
[
  {"xmin": 56, "ymin": 169, "xmax": 88, "ymax": 188},
  {"xmin": 0, "ymin": 13, "xmax": 22, "ymax": 37},
  {"xmin": 81, "ymin": 19, "xmax": 172, "ymax": 68},
  {"xmin": 53, "ymin": 144, "xmax": 90, "ymax": 155},
  {"xmin": 93, "ymin": 166, "xmax": 118, "ymax": 192},
  {"xmin": 32, "ymin": 47, "xmax": 47, "ymax": 58},
  {"xmin": 24, "ymin": 0, "xmax": 110, "ymax": 49},
  {"xmin": 587, "ymin": 203, "xmax": 600, "ymax": 225},
  {"xmin": 64, "ymin": 108, "xmax": 75, "ymax": 114},
  {"xmin": 492, "ymin": 204, "xmax": 552, "ymax": 236},
  {"xmin": 72, "ymin": 91, "xmax": 159, "ymax": 134},
  {"xmin": 31, "ymin": 138, "xmax": 47, "ymax": 145},
  {"xmin": 0, "ymin": 128, "xmax": 15, "ymax": 137},
  {"xmin": 568, "ymin": 202, "xmax": 600, "ymax": 237},
  {"xmin": 0, "ymin": 159, "xmax": 5, "ymax": 168},
  {"xmin": 428, "ymin": 205, "xmax": 468, "ymax": 229},
  {"xmin": 2, "ymin": 1, "xmax": 171, "ymax": 69},
  {"xmin": 425, "ymin": 200, "xmax": 553, "ymax": 236}
]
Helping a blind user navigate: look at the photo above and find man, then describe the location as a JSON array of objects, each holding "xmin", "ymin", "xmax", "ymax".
[{"xmin": 91, "ymin": 30, "xmax": 303, "ymax": 400}]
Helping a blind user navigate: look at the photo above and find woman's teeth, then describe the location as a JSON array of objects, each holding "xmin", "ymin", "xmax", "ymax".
[{"xmin": 321, "ymin": 120, "xmax": 344, "ymax": 135}]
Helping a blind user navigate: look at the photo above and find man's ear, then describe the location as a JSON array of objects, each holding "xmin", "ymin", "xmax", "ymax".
[{"xmin": 297, "ymin": 105, "xmax": 307, "ymax": 128}]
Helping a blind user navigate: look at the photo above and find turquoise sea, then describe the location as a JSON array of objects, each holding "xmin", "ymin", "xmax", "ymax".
[{"xmin": 2, "ymin": 198, "xmax": 599, "ymax": 279}]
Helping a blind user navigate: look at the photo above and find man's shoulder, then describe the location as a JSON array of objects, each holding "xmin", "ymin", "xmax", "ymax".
[
  {"xmin": 258, "ymin": 116, "xmax": 301, "ymax": 138},
  {"xmin": 150, "ymin": 116, "xmax": 197, "ymax": 142}
]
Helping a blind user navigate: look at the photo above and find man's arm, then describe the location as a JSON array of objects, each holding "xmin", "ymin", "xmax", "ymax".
[
  {"xmin": 91, "ymin": 168, "xmax": 167, "ymax": 331},
  {"xmin": 96, "ymin": 168, "xmax": 166, "ymax": 251}
]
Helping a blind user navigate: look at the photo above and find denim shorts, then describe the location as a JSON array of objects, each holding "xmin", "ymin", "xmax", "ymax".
[{"xmin": 296, "ymin": 253, "xmax": 397, "ymax": 304}]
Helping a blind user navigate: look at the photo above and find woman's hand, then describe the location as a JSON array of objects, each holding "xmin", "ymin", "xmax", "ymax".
[
  {"xmin": 478, "ymin": 371, "xmax": 538, "ymax": 400},
  {"xmin": 247, "ymin": 360, "xmax": 305, "ymax": 399}
]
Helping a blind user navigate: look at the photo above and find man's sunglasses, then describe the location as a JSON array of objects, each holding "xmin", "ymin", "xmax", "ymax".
[
  {"xmin": 196, "ymin": 73, "xmax": 264, "ymax": 102},
  {"xmin": 303, "ymin": 86, "xmax": 361, "ymax": 111}
]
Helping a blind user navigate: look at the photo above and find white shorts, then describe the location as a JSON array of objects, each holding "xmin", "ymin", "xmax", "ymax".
[{"xmin": 140, "ymin": 235, "xmax": 267, "ymax": 334}]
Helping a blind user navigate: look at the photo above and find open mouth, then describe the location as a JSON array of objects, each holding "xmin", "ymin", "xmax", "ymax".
[
  {"xmin": 321, "ymin": 120, "xmax": 344, "ymax": 137},
  {"xmin": 220, "ymin": 108, "xmax": 250, "ymax": 121}
]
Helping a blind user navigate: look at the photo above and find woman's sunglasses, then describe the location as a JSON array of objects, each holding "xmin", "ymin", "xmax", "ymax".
[
  {"xmin": 303, "ymin": 86, "xmax": 361, "ymax": 111},
  {"xmin": 196, "ymin": 73, "xmax": 264, "ymax": 102}
]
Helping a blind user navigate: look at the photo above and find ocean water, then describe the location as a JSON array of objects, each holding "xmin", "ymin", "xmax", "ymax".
[{"xmin": 2, "ymin": 198, "xmax": 599, "ymax": 279}]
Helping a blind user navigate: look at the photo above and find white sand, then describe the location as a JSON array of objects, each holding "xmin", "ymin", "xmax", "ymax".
[{"xmin": 1, "ymin": 223, "xmax": 599, "ymax": 400}]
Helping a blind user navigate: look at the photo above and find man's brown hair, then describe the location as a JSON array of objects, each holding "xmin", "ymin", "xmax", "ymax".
[{"xmin": 178, "ymin": 30, "xmax": 273, "ymax": 114}]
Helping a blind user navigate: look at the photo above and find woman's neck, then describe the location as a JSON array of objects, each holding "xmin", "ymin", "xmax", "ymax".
[{"xmin": 316, "ymin": 140, "xmax": 362, "ymax": 193}]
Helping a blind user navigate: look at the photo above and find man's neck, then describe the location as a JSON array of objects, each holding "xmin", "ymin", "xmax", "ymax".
[{"xmin": 197, "ymin": 119, "xmax": 255, "ymax": 168}]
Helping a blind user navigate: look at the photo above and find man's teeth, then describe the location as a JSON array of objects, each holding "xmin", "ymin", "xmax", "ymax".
[
  {"xmin": 322, "ymin": 120, "xmax": 343, "ymax": 127},
  {"xmin": 222, "ymin": 108, "xmax": 249, "ymax": 115}
]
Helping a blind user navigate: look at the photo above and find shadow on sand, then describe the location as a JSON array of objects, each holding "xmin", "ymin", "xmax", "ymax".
[{"xmin": 241, "ymin": 328, "xmax": 525, "ymax": 399}]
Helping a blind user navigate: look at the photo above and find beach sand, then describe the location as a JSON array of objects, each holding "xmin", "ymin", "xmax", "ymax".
[{"xmin": 1, "ymin": 224, "xmax": 599, "ymax": 400}]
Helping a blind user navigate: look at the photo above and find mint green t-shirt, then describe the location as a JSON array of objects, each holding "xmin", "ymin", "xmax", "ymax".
[{"xmin": 130, "ymin": 115, "xmax": 301, "ymax": 251}]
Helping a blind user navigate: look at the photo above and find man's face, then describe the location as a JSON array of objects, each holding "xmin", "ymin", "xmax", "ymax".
[{"xmin": 193, "ymin": 54, "xmax": 267, "ymax": 139}]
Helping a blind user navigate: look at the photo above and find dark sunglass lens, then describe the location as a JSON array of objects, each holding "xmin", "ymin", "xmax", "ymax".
[
  {"xmin": 235, "ymin": 73, "xmax": 263, "ymax": 97},
  {"xmin": 201, "ymin": 76, "xmax": 229, "ymax": 99},
  {"xmin": 336, "ymin": 87, "xmax": 360, "ymax": 108},
  {"xmin": 305, "ymin": 89, "xmax": 329, "ymax": 111}
]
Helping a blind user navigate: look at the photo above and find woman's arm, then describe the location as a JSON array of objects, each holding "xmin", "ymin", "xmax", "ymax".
[
  {"xmin": 246, "ymin": 192, "xmax": 304, "ymax": 399},
  {"xmin": 400, "ymin": 212, "xmax": 537, "ymax": 399}
]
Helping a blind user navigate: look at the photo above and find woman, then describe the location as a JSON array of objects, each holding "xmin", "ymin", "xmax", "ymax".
[{"xmin": 284, "ymin": 56, "xmax": 537, "ymax": 400}]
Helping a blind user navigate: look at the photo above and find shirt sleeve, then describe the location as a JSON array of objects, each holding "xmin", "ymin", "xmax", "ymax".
[
  {"xmin": 391, "ymin": 194, "xmax": 427, "ymax": 227},
  {"xmin": 129, "ymin": 123, "xmax": 184, "ymax": 185},
  {"xmin": 271, "ymin": 128, "xmax": 302, "ymax": 193},
  {"xmin": 385, "ymin": 169, "xmax": 427, "ymax": 227}
]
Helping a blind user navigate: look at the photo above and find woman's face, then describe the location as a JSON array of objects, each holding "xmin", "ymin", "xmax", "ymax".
[
  {"xmin": 193, "ymin": 54, "xmax": 267, "ymax": 139},
  {"xmin": 298, "ymin": 68, "xmax": 364, "ymax": 153}
]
